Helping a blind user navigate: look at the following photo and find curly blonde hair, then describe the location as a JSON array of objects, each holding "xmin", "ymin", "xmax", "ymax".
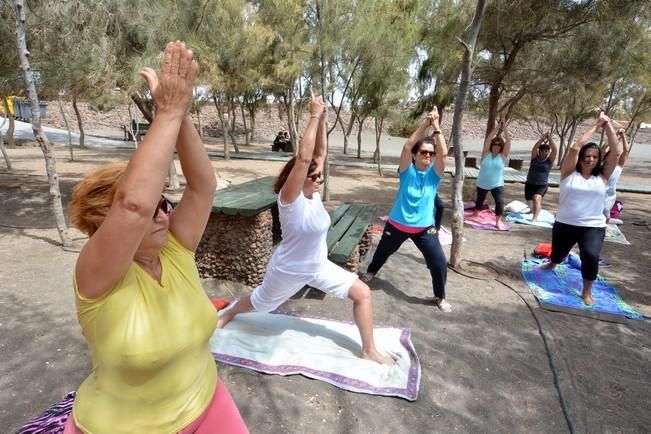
[{"xmin": 69, "ymin": 162, "xmax": 128, "ymax": 236}]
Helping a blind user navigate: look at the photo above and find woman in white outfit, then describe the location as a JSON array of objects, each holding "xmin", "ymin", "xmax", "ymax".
[
  {"xmin": 541, "ymin": 113, "xmax": 622, "ymax": 305},
  {"xmin": 218, "ymin": 91, "xmax": 394, "ymax": 365}
]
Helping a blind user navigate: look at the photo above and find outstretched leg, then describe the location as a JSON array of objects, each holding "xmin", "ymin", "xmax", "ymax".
[
  {"xmin": 348, "ymin": 279, "xmax": 395, "ymax": 365},
  {"xmin": 217, "ymin": 295, "xmax": 254, "ymax": 329}
]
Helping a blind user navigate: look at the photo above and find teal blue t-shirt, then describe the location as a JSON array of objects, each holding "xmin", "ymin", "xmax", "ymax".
[
  {"xmin": 477, "ymin": 154, "xmax": 505, "ymax": 189},
  {"xmin": 388, "ymin": 163, "xmax": 441, "ymax": 228}
]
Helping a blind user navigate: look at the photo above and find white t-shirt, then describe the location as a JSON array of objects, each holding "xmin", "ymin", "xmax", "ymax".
[
  {"xmin": 604, "ymin": 165, "xmax": 623, "ymax": 209},
  {"xmin": 270, "ymin": 191, "xmax": 331, "ymax": 273},
  {"xmin": 555, "ymin": 171, "xmax": 607, "ymax": 227}
]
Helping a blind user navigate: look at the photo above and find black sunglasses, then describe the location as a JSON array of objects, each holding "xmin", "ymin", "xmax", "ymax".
[
  {"xmin": 154, "ymin": 196, "xmax": 173, "ymax": 218},
  {"xmin": 419, "ymin": 150, "xmax": 435, "ymax": 157},
  {"xmin": 307, "ymin": 173, "xmax": 324, "ymax": 184}
]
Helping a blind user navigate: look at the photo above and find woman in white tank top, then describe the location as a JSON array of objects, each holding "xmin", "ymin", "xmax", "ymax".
[
  {"xmin": 540, "ymin": 113, "xmax": 622, "ymax": 305},
  {"xmin": 217, "ymin": 91, "xmax": 394, "ymax": 365}
]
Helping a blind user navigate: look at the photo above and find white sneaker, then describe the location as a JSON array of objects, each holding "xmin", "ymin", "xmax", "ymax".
[
  {"xmin": 609, "ymin": 218, "xmax": 623, "ymax": 225},
  {"xmin": 359, "ymin": 272, "xmax": 375, "ymax": 283}
]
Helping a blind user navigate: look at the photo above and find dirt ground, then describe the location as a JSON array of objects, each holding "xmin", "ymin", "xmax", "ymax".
[{"xmin": 1, "ymin": 143, "xmax": 650, "ymax": 433}]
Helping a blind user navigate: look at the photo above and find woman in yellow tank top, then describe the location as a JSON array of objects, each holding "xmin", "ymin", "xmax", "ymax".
[{"xmin": 64, "ymin": 42, "xmax": 248, "ymax": 434}]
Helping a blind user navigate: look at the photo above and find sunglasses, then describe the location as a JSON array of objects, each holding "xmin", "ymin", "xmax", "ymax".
[
  {"xmin": 307, "ymin": 173, "xmax": 324, "ymax": 184},
  {"xmin": 154, "ymin": 196, "xmax": 173, "ymax": 218},
  {"xmin": 491, "ymin": 142, "xmax": 501, "ymax": 147},
  {"xmin": 419, "ymin": 150, "xmax": 435, "ymax": 157}
]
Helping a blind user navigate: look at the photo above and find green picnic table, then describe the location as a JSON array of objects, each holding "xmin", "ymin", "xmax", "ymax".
[{"xmin": 196, "ymin": 176, "xmax": 279, "ymax": 286}]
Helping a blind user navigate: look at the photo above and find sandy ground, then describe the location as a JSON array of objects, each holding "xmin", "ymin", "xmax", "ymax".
[{"xmin": 1, "ymin": 143, "xmax": 650, "ymax": 433}]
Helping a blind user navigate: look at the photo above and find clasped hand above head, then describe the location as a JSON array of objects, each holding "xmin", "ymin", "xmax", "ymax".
[
  {"xmin": 309, "ymin": 89, "xmax": 326, "ymax": 119},
  {"xmin": 138, "ymin": 41, "xmax": 198, "ymax": 117}
]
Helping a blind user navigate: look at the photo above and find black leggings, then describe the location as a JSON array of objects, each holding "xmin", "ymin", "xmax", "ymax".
[
  {"xmin": 367, "ymin": 221, "xmax": 447, "ymax": 299},
  {"xmin": 475, "ymin": 186, "xmax": 505, "ymax": 216},
  {"xmin": 550, "ymin": 221, "xmax": 605, "ymax": 281}
]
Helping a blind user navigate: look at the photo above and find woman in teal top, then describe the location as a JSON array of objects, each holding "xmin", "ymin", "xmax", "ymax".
[
  {"xmin": 473, "ymin": 120, "xmax": 511, "ymax": 229},
  {"xmin": 360, "ymin": 108, "xmax": 451, "ymax": 312}
]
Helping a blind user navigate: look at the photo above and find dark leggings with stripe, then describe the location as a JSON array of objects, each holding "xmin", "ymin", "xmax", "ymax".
[{"xmin": 550, "ymin": 221, "xmax": 605, "ymax": 281}]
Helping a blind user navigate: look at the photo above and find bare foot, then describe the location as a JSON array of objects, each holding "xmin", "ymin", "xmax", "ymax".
[
  {"xmin": 434, "ymin": 298, "xmax": 452, "ymax": 312},
  {"xmin": 362, "ymin": 349, "xmax": 396, "ymax": 365},
  {"xmin": 496, "ymin": 220, "xmax": 507, "ymax": 230},
  {"xmin": 472, "ymin": 209, "xmax": 480, "ymax": 217},
  {"xmin": 581, "ymin": 292, "xmax": 595, "ymax": 306},
  {"xmin": 539, "ymin": 262, "xmax": 556, "ymax": 270}
]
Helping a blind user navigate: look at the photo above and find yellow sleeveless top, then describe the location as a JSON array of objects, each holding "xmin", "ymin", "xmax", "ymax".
[{"xmin": 72, "ymin": 232, "xmax": 218, "ymax": 434}]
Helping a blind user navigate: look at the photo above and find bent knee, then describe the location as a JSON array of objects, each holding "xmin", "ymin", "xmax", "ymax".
[{"xmin": 348, "ymin": 279, "xmax": 371, "ymax": 302}]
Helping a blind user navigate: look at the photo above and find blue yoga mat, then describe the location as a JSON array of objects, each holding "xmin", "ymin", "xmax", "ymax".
[{"xmin": 521, "ymin": 255, "xmax": 643, "ymax": 321}]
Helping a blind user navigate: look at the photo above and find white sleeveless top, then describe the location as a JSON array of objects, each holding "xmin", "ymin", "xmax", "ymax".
[
  {"xmin": 555, "ymin": 171, "xmax": 607, "ymax": 227},
  {"xmin": 270, "ymin": 191, "xmax": 331, "ymax": 274}
]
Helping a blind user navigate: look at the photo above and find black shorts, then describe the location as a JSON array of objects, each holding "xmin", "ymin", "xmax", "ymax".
[{"xmin": 524, "ymin": 182, "xmax": 548, "ymax": 200}]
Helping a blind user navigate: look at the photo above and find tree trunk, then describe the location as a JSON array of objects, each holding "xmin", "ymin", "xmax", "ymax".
[
  {"xmin": 15, "ymin": 0, "xmax": 72, "ymax": 246},
  {"xmin": 357, "ymin": 116, "xmax": 366, "ymax": 159},
  {"xmin": 374, "ymin": 117, "xmax": 383, "ymax": 176},
  {"xmin": 57, "ymin": 99, "xmax": 74, "ymax": 161},
  {"xmin": 3, "ymin": 97, "xmax": 16, "ymax": 147},
  {"xmin": 0, "ymin": 115, "xmax": 12, "ymax": 170},
  {"xmin": 228, "ymin": 101, "xmax": 238, "ymax": 150},
  {"xmin": 240, "ymin": 104, "xmax": 249, "ymax": 146},
  {"xmin": 286, "ymin": 92, "xmax": 298, "ymax": 156},
  {"xmin": 449, "ymin": 0, "xmax": 486, "ymax": 268},
  {"xmin": 213, "ymin": 95, "xmax": 230, "ymax": 160},
  {"xmin": 249, "ymin": 109, "xmax": 256, "ymax": 141},
  {"xmin": 196, "ymin": 106, "xmax": 203, "ymax": 138},
  {"xmin": 72, "ymin": 95, "xmax": 85, "ymax": 147}
]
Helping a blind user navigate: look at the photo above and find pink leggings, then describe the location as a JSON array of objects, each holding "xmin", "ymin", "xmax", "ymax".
[{"xmin": 63, "ymin": 379, "xmax": 248, "ymax": 434}]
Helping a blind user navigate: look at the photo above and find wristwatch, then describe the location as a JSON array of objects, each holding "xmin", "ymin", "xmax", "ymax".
[{"xmin": 432, "ymin": 130, "xmax": 442, "ymax": 135}]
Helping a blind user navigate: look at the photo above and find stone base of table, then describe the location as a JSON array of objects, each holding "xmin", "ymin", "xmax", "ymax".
[{"xmin": 196, "ymin": 210, "xmax": 273, "ymax": 287}]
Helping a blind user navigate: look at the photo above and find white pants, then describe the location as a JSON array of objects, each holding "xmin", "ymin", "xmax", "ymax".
[{"xmin": 250, "ymin": 260, "xmax": 358, "ymax": 312}]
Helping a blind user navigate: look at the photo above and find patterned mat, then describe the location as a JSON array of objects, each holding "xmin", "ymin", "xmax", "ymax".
[{"xmin": 521, "ymin": 255, "xmax": 643, "ymax": 321}]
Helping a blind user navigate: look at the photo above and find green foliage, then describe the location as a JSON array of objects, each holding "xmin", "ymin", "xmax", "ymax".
[
  {"xmin": 89, "ymin": 92, "xmax": 131, "ymax": 113},
  {"xmin": 387, "ymin": 110, "xmax": 421, "ymax": 137}
]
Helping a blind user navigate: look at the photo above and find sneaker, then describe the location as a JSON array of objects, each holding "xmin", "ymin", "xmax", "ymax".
[
  {"xmin": 434, "ymin": 298, "xmax": 452, "ymax": 312},
  {"xmin": 609, "ymin": 218, "xmax": 623, "ymax": 225},
  {"xmin": 359, "ymin": 272, "xmax": 375, "ymax": 283}
]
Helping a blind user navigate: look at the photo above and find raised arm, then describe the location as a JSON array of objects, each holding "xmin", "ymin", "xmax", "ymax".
[
  {"xmin": 482, "ymin": 123, "xmax": 500, "ymax": 158},
  {"xmin": 399, "ymin": 111, "xmax": 433, "ymax": 173},
  {"xmin": 279, "ymin": 91, "xmax": 325, "ymax": 205},
  {"xmin": 560, "ymin": 115, "xmax": 605, "ymax": 180},
  {"xmin": 617, "ymin": 128, "xmax": 629, "ymax": 167},
  {"xmin": 430, "ymin": 108, "xmax": 448, "ymax": 176},
  {"xmin": 500, "ymin": 120, "xmax": 511, "ymax": 159},
  {"xmin": 530, "ymin": 134, "xmax": 546, "ymax": 161},
  {"xmin": 76, "ymin": 42, "xmax": 195, "ymax": 299},
  {"xmin": 600, "ymin": 118, "xmax": 622, "ymax": 181},
  {"xmin": 548, "ymin": 132, "xmax": 558, "ymax": 163},
  {"xmin": 312, "ymin": 106, "xmax": 328, "ymax": 174},
  {"xmin": 168, "ymin": 115, "xmax": 217, "ymax": 252}
]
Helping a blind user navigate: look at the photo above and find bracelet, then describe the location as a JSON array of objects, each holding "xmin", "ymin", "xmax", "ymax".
[{"xmin": 432, "ymin": 130, "xmax": 442, "ymax": 135}]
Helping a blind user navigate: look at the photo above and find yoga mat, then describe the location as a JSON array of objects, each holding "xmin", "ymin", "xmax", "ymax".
[
  {"xmin": 604, "ymin": 223, "xmax": 630, "ymax": 245},
  {"xmin": 505, "ymin": 209, "xmax": 555, "ymax": 228},
  {"xmin": 16, "ymin": 391, "xmax": 75, "ymax": 434},
  {"xmin": 211, "ymin": 310, "xmax": 421, "ymax": 400},
  {"xmin": 521, "ymin": 255, "xmax": 643, "ymax": 322},
  {"xmin": 463, "ymin": 208, "xmax": 510, "ymax": 231}
]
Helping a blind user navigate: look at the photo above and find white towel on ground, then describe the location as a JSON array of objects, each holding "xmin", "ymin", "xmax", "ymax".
[{"xmin": 210, "ymin": 310, "xmax": 421, "ymax": 400}]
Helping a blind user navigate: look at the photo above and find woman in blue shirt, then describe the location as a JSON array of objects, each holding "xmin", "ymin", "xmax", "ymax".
[
  {"xmin": 473, "ymin": 120, "xmax": 511, "ymax": 229},
  {"xmin": 360, "ymin": 108, "xmax": 450, "ymax": 312}
]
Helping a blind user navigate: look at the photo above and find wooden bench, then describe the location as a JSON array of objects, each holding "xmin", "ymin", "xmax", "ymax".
[
  {"xmin": 195, "ymin": 176, "xmax": 278, "ymax": 286},
  {"xmin": 508, "ymin": 157, "xmax": 523, "ymax": 170},
  {"xmin": 123, "ymin": 120, "xmax": 150, "ymax": 141},
  {"xmin": 327, "ymin": 203, "xmax": 376, "ymax": 272}
]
